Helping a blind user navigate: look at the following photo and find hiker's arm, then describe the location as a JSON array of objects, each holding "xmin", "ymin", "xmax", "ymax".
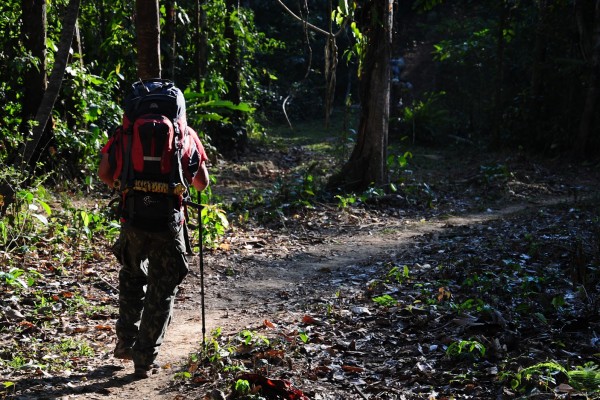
[
  {"xmin": 192, "ymin": 161, "xmax": 209, "ymax": 191},
  {"xmin": 98, "ymin": 153, "xmax": 114, "ymax": 187}
]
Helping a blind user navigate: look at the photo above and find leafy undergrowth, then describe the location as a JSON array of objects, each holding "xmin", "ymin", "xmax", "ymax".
[
  {"xmin": 2, "ymin": 137, "xmax": 600, "ymax": 399},
  {"xmin": 0, "ymin": 192, "xmax": 122, "ymax": 398}
]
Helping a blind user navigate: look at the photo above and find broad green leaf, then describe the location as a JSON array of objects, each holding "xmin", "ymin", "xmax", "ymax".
[{"xmin": 36, "ymin": 199, "xmax": 52, "ymax": 216}]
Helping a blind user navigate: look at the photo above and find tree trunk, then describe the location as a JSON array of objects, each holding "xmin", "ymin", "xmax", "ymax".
[
  {"xmin": 574, "ymin": 0, "xmax": 600, "ymax": 158},
  {"xmin": 20, "ymin": 0, "xmax": 52, "ymax": 165},
  {"xmin": 19, "ymin": 0, "xmax": 81, "ymax": 169},
  {"xmin": 195, "ymin": 0, "xmax": 208, "ymax": 90},
  {"xmin": 21, "ymin": 0, "xmax": 47, "ymax": 123},
  {"xmin": 164, "ymin": 0, "xmax": 177, "ymax": 81},
  {"xmin": 328, "ymin": 0, "xmax": 393, "ymax": 192},
  {"xmin": 324, "ymin": 0, "xmax": 336, "ymax": 128},
  {"xmin": 136, "ymin": 0, "xmax": 161, "ymax": 79},
  {"xmin": 224, "ymin": 0, "xmax": 241, "ymax": 105}
]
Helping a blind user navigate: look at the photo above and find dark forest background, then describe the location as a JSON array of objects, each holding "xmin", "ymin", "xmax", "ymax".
[{"xmin": 2, "ymin": 0, "xmax": 599, "ymax": 181}]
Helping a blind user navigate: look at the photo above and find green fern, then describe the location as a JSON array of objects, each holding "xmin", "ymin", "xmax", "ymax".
[
  {"xmin": 511, "ymin": 361, "xmax": 600, "ymax": 393},
  {"xmin": 512, "ymin": 361, "xmax": 567, "ymax": 391},
  {"xmin": 568, "ymin": 362, "xmax": 600, "ymax": 392}
]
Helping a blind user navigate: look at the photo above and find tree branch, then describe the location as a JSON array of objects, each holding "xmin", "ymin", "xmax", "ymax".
[{"xmin": 273, "ymin": 0, "xmax": 347, "ymax": 38}]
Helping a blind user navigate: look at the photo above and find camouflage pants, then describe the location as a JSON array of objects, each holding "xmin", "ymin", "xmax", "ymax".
[{"xmin": 114, "ymin": 223, "xmax": 189, "ymax": 367}]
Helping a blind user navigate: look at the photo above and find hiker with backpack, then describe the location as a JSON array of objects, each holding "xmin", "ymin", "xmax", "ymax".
[{"xmin": 98, "ymin": 79, "xmax": 209, "ymax": 379}]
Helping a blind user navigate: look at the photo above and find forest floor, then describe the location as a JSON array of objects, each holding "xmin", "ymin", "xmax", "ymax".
[{"xmin": 3, "ymin": 129, "xmax": 600, "ymax": 400}]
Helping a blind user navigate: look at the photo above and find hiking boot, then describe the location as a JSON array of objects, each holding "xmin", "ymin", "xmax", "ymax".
[
  {"xmin": 133, "ymin": 363, "xmax": 159, "ymax": 379},
  {"xmin": 113, "ymin": 340, "xmax": 134, "ymax": 360}
]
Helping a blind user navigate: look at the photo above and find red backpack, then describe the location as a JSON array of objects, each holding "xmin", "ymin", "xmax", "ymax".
[{"xmin": 108, "ymin": 79, "xmax": 200, "ymax": 231}]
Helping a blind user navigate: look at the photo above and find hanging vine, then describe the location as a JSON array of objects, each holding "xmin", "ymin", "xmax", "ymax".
[
  {"xmin": 324, "ymin": 34, "xmax": 337, "ymax": 127},
  {"xmin": 274, "ymin": 0, "xmax": 349, "ymax": 128}
]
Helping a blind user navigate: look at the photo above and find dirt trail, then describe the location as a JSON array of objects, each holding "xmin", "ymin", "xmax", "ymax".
[{"xmin": 63, "ymin": 195, "xmax": 580, "ymax": 400}]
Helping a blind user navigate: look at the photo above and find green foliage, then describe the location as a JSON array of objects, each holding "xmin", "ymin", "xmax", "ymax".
[
  {"xmin": 387, "ymin": 264, "xmax": 410, "ymax": 284},
  {"xmin": 509, "ymin": 361, "xmax": 567, "ymax": 392},
  {"xmin": 52, "ymin": 338, "xmax": 95, "ymax": 358},
  {"xmin": 433, "ymin": 29, "xmax": 493, "ymax": 64},
  {"xmin": 269, "ymin": 170, "xmax": 320, "ymax": 212},
  {"xmin": 239, "ymin": 329, "xmax": 270, "ymax": 347},
  {"xmin": 568, "ymin": 362, "xmax": 600, "ymax": 392},
  {"xmin": 399, "ymin": 91, "xmax": 452, "ymax": 143},
  {"xmin": 234, "ymin": 379, "xmax": 251, "ymax": 394},
  {"xmin": 450, "ymin": 298, "xmax": 488, "ymax": 313},
  {"xmin": 387, "ymin": 151, "xmax": 413, "ymax": 190},
  {"xmin": 509, "ymin": 361, "xmax": 600, "ymax": 393},
  {"xmin": 0, "ymin": 173, "xmax": 52, "ymax": 252},
  {"xmin": 173, "ymin": 370, "xmax": 193, "ymax": 380},
  {"xmin": 202, "ymin": 327, "xmax": 230, "ymax": 364},
  {"xmin": 79, "ymin": 0, "xmax": 135, "ymax": 80},
  {"xmin": 0, "ymin": 89, "xmax": 24, "ymax": 163},
  {"xmin": 1, "ymin": 381, "xmax": 16, "ymax": 398},
  {"xmin": 194, "ymin": 1, "xmax": 283, "ymax": 104},
  {"xmin": 335, "ymin": 194, "xmax": 356, "ymax": 209},
  {"xmin": 188, "ymin": 184, "xmax": 230, "ymax": 248},
  {"xmin": 185, "ymin": 88, "xmax": 256, "ymax": 130},
  {"xmin": 372, "ymin": 294, "xmax": 398, "ymax": 307},
  {"xmin": 298, "ymin": 329, "xmax": 310, "ymax": 344},
  {"xmin": 4, "ymin": 354, "xmax": 27, "ymax": 370},
  {"xmin": 200, "ymin": 203, "xmax": 229, "ymax": 246},
  {"xmin": 54, "ymin": 66, "xmax": 122, "ymax": 175},
  {"xmin": 0, "ymin": 268, "xmax": 42, "ymax": 293},
  {"xmin": 332, "ymin": 4, "xmax": 366, "ymax": 77},
  {"xmin": 446, "ymin": 339, "xmax": 486, "ymax": 359}
]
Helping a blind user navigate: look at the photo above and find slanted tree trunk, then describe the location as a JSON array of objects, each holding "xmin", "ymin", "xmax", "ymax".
[
  {"xmin": 136, "ymin": 0, "xmax": 161, "ymax": 79},
  {"xmin": 19, "ymin": 0, "xmax": 81, "ymax": 169},
  {"xmin": 573, "ymin": 0, "xmax": 600, "ymax": 158},
  {"xmin": 328, "ymin": 0, "xmax": 393, "ymax": 191}
]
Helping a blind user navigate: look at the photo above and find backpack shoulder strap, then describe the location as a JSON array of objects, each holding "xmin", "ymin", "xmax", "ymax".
[
  {"xmin": 169, "ymin": 125, "xmax": 189, "ymax": 192},
  {"xmin": 118, "ymin": 126, "xmax": 134, "ymax": 190}
]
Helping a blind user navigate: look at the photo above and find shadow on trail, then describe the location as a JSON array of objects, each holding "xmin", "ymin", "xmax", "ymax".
[{"xmin": 6, "ymin": 365, "xmax": 142, "ymax": 399}]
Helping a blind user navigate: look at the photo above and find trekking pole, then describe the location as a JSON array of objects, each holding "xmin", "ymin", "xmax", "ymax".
[
  {"xmin": 184, "ymin": 197, "xmax": 206, "ymax": 348},
  {"xmin": 198, "ymin": 193, "xmax": 206, "ymax": 348}
]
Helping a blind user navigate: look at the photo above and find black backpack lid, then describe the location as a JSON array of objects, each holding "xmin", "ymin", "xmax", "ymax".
[{"xmin": 124, "ymin": 79, "xmax": 186, "ymax": 122}]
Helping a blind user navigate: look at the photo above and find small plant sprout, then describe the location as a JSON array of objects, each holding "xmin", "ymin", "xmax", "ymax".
[
  {"xmin": 298, "ymin": 329, "xmax": 309, "ymax": 344},
  {"xmin": 372, "ymin": 294, "xmax": 398, "ymax": 307},
  {"xmin": 173, "ymin": 371, "xmax": 193, "ymax": 380},
  {"xmin": 335, "ymin": 194, "xmax": 356, "ymax": 209},
  {"xmin": 234, "ymin": 379, "xmax": 251, "ymax": 394},
  {"xmin": 446, "ymin": 339, "xmax": 486, "ymax": 359},
  {"xmin": 239, "ymin": 330, "xmax": 270, "ymax": 347},
  {"xmin": 386, "ymin": 264, "xmax": 410, "ymax": 283}
]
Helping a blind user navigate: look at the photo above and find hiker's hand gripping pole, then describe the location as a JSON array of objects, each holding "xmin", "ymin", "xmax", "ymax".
[{"xmin": 184, "ymin": 198, "xmax": 206, "ymax": 347}]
